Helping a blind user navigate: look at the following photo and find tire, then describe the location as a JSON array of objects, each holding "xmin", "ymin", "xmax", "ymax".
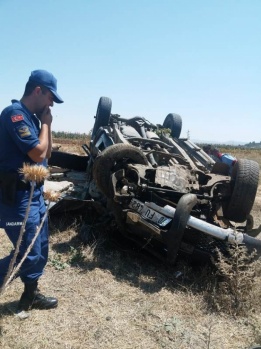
[
  {"xmin": 163, "ymin": 113, "xmax": 182, "ymax": 139},
  {"xmin": 224, "ymin": 159, "xmax": 259, "ymax": 222},
  {"xmin": 91, "ymin": 97, "xmax": 112, "ymax": 139},
  {"xmin": 93, "ymin": 143, "xmax": 149, "ymax": 198},
  {"xmin": 49, "ymin": 151, "xmax": 88, "ymax": 171}
]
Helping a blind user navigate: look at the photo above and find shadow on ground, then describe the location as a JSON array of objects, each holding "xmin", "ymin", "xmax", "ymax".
[
  {"xmin": 0, "ymin": 301, "xmax": 19, "ymax": 317},
  {"xmin": 49, "ymin": 212, "xmax": 214, "ymax": 297}
]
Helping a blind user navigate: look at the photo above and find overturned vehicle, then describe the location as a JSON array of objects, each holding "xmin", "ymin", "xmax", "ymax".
[{"xmin": 48, "ymin": 97, "xmax": 261, "ymax": 264}]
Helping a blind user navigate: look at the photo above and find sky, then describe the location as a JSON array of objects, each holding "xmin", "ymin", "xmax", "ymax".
[{"xmin": 0, "ymin": 0, "xmax": 260, "ymax": 144}]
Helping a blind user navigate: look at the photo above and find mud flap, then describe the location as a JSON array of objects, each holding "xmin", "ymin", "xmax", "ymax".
[{"xmin": 162, "ymin": 193, "xmax": 198, "ymax": 265}]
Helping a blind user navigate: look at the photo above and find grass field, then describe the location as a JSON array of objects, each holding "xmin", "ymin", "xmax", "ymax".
[{"xmin": 0, "ymin": 143, "xmax": 261, "ymax": 349}]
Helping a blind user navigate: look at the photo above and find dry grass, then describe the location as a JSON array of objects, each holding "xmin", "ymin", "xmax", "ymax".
[
  {"xmin": 0, "ymin": 146, "xmax": 261, "ymax": 349},
  {"xmin": 206, "ymin": 245, "xmax": 261, "ymax": 316},
  {"xmin": 1, "ymin": 214, "xmax": 261, "ymax": 349}
]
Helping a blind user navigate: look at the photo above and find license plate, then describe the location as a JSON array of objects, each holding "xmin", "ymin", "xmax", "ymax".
[{"xmin": 129, "ymin": 199, "xmax": 172, "ymax": 227}]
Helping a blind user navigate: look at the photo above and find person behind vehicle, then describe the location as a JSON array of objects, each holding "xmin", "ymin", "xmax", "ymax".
[
  {"xmin": 0, "ymin": 70, "xmax": 63, "ymax": 311},
  {"xmin": 203, "ymin": 144, "xmax": 237, "ymax": 173}
]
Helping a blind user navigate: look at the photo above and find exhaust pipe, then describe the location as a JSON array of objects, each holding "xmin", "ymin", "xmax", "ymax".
[
  {"xmin": 146, "ymin": 198, "xmax": 261, "ymax": 256},
  {"xmin": 162, "ymin": 193, "xmax": 198, "ymax": 264}
]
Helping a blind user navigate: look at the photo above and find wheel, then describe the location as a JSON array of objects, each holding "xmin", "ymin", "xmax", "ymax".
[
  {"xmin": 163, "ymin": 113, "xmax": 182, "ymax": 139},
  {"xmin": 91, "ymin": 97, "xmax": 112, "ymax": 139},
  {"xmin": 93, "ymin": 143, "xmax": 149, "ymax": 198},
  {"xmin": 49, "ymin": 151, "xmax": 88, "ymax": 171},
  {"xmin": 223, "ymin": 159, "xmax": 259, "ymax": 222}
]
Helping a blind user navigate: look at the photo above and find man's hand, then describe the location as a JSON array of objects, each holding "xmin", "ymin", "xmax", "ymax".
[
  {"xmin": 37, "ymin": 107, "xmax": 53, "ymax": 126},
  {"xmin": 29, "ymin": 106, "xmax": 53, "ymax": 162}
]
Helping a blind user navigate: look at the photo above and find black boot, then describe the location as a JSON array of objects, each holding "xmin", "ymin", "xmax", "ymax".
[{"xmin": 18, "ymin": 281, "xmax": 58, "ymax": 311}]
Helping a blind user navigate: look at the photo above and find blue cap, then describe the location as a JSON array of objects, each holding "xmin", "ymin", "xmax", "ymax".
[{"xmin": 29, "ymin": 69, "xmax": 64, "ymax": 103}]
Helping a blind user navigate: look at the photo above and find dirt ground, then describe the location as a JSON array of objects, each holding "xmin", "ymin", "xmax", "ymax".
[{"xmin": 0, "ymin": 146, "xmax": 261, "ymax": 349}]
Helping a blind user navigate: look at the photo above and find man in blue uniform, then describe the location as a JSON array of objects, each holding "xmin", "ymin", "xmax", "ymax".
[{"xmin": 0, "ymin": 70, "xmax": 63, "ymax": 311}]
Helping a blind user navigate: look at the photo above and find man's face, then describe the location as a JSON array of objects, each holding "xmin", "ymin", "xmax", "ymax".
[{"xmin": 35, "ymin": 87, "xmax": 54, "ymax": 114}]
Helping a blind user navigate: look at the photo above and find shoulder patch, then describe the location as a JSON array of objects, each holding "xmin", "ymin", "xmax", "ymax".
[
  {"xmin": 18, "ymin": 126, "xmax": 31, "ymax": 138},
  {"xmin": 11, "ymin": 114, "xmax": 24, "ymax": 122}
]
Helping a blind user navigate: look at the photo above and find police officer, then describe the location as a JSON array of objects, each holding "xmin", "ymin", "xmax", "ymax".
[{"xmin": 0, "ymin": 70, "xmax": 63, "ymax": 311}]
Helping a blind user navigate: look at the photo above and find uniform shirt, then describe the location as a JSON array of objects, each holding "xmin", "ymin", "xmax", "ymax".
[{"xmin": 0, "ymin": 100, "xmax": 46, "ymax": 173}]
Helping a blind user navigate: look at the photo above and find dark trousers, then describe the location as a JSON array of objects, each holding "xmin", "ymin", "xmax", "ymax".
[{"xmin": 0, "ymin": 188, "xmax": 48, "ymax": 285}]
